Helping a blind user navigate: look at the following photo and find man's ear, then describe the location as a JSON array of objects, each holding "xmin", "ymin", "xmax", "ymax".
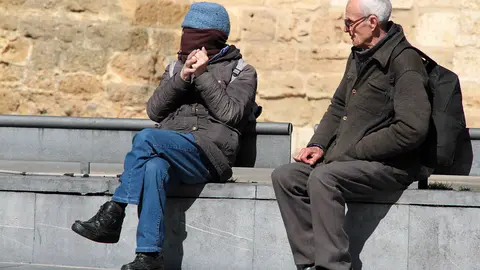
[{"xmin": 368, "ymin": 15, "xmax": 379, "ymax": 31}]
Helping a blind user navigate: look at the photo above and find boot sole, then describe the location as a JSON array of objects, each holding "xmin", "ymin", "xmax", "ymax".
[{"xmin": 71, "ymin": 221, "xmax": 120, "ymax": 244}]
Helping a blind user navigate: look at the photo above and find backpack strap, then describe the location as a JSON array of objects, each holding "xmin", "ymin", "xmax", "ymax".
[
  {"xmin": 168, "ymin": 60, "xmax": 178, "ymax": 78},
  {"xmin": 230, "ymin": 59, "xmax": 248, "ymax": 83}
]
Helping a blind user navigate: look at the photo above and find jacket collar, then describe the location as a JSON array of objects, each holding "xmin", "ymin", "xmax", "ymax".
[{"xmin": 351, "ymin": 22, "xmax": 406, "ymax": 68}]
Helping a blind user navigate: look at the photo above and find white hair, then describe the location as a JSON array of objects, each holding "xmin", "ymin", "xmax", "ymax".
[{"xmin": 358, "ymin": 0, "xmax": 392, "ymax": 25}]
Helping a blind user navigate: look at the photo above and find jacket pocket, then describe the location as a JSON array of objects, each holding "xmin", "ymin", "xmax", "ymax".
[{"xmin": 353, "ymin": 80, "xmax": 390, "ymax": 116}]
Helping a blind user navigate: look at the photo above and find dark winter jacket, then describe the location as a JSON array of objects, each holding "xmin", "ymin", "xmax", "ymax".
[
  {"xmin": 146, "ymin": 46, "xmax": 257, "ymax": 182},
  {"xmin": 309, "ymin": 23, "xmax": 431, "ymax": 176}
]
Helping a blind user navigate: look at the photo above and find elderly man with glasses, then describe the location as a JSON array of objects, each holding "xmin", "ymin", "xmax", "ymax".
[{"xmin": 271, "ymin": 0, "xmax": 431, "ymax": 269}]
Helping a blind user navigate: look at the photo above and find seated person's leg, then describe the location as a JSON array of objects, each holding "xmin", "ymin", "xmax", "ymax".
[{"xmin": 71, "ymin": 129, "xmax": 212, "ymax": 246}]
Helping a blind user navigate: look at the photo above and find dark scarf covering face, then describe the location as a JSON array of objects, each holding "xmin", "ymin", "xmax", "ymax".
[{"xmin": 178, "ymin": 28, "xmax": 228, "ymax": 62}]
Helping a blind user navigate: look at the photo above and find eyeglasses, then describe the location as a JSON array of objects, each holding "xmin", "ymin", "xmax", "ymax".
[{"xmin": 344, "ymin": 15, "xmax": 370, "ymax": 31}]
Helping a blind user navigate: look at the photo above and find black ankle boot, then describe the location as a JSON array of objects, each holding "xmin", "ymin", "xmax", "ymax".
[
  {"xmin": 121, "ymin": 252, "xmax": 164, "ymax": 270},
  {"xmin": 71, "ymin": 201, "xmax": 125, "ymax": 243}
]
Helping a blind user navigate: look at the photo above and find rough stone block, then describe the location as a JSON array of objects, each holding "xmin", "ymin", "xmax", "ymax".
[
  {"xmin": 306, "ymin": 73, "xmax": 341, "ymax": 99},
  {"xmin": 257, "ymin": 97, "xmax": 312, "ymax": 126},
  {"xmin": 345, "ymin": 203, "xmax": 409, "ymax": 270},
  {"xmin": 213, "ymin": 0, "xmax": 265, "ymax": 5},
  {"xmin": 415, "ymin": 12, "xmax": 459, "ymax": 47},
  {"xmin": 456, "ymin": 11, "xmax": 480, "ymax": 47},
  {"xmin": 0, "ymin": 62, "xmax": 24, "ymax": 82},
  {"xmin": 309, "ymin": 99, "xmax": 331, "ymax": 125},
  {"xmin": 0, "ymin": 36, "xmax": 31, "ymax": 65},
  {"xmin": 277, "ymin": 10, "xmax": 314, "ymax": 43},
  {"xmin": 19, "ymin": 16, "xmax": 83, "ymax": 44},
  {"xmin": 297, "ymin": 45, "xmax": 349, "ymax": 73},
  {"xmin": 0, "ymin": 88, "xmax": 22, "ymax": 114},
  {"xmin": 243, "ymin": 43, "xmax": 296, "ymax": 71},
  {"xmin": 267, "ymin": 0, "xmax": 327, "ymax": 9},
  {"xmin": 391, "ymin": 0, "xmax": 413, "ymax": 9},
  {"xmin": 109, "ymin": 52, "xmax": 156, "ymax": 84},
  {"xmin": 0, "ymin": 192, "xmax": 35, "ymax": 263},
  {"xmin": 33, "ymin": 194, "xmax": 109, "ymax": 267},
  {"xmin": 1, "ymin": 0, "xmax": 26, "ymax": 7},
  {"xmin": 311, "ymin": 10, "xmax": 345, "ymax": 45},
  {"xmin": 253, "ymin": 200, "xmax": 294, "ymax": 269},
  {"xmin": 106, "ymin": 83, "xmax": 152, "ymax": 106},
  {"xmin": 453, "ymin": 48, "xmax": 480, "ymax": 78},
  {"xmin": 0, "ymin": 14, "xmax": 18, "ymax": 31},
  {"xmin": 134, "ymin": 0, "xmax": 190, "ymax": 28},
  {"xmin": 29, "ymin": 40, "xmax": 64, "ymax": 70},
  {"xmin": 59, "ymin": 73, "xmax": 104, "ymax": 95},
  {"xmin": 257, "ymin": 71, "xmax": 305, "ymax": 98},
  {"xmin": 408, "ymin": 206, "xmax": 480, "ymax": 270},
  {"xmin": 24, "ymin": 69, "xmax": 58, "ymax": 90},
  {"xmin": 85, "ymin": 23, "xmax": 148, "ymax": 52},
  {"xmin": 149, "ymin": 29, "xmax": 182, "ymax": 55},
  {"xmin": 241, "ymin": 9, "xmax": 277, "ymax": 41},
  {"xmin": 60, "ymin": 46, "xmax": 107, "ymax": 75}
]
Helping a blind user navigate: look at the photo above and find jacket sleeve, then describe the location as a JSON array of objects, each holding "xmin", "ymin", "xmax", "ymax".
[
  {"xmin": 355, "ymin": 52, "xmax": 431, "ymax": 160},
  {"xmin": 193, "ymin": 63, "xmax": 257, "ymax": 126},
  {"xmin": 146, "ymin": 63, "xmax": 192, "ymax": 123},
  {"xmin": 307, "ymin": 57, "xmax": 351, "ymax": 149}
]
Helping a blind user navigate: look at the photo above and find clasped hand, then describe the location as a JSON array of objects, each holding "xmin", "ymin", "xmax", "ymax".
[{"xmin": 180, "ymin": 47, "xmax": 209, "ymax": 81}]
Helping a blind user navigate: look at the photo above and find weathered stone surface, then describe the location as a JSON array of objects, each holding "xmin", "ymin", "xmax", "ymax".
[
  {"xmin": 456, "ymin": 11, "xmax": 480, "ymax": 47},
  {"xmin": 60, "ymin": 46, "xmax": 107, "ymax": 75},
  {"xmin": 258, "ymin": 71, "xmax": 305, "ymax": 98},
  {"xmin": 306, "ymin": 74, "xmax": 342, "ymax": 99},
  {"xmin": 24, "ymin": 70, "xmax": 57, "ymax": 90},
  {"xmin": 228, "ymin": 7, "xmax": 241, "ymax": 42},
  {"xmin": 0, "ymin": 62, "xmax": 23, "ymax": 82},
  {"xmin": 58, "ymin": 73, "xmax": 104, "ymax": 96},
  {"xmin": 267, "ymin": 0, "xmax": 328, "ymax": 9},
  {"xmin": 0, "ymin": 87, "xmax": 22, "ymax": 114},
  {"xmin": 309, "ymin": 98, "xmax": 331, "ymax": 125},
  {"xmin": 243, "ymin": 43, "xmax": 296, "ymax": 71},
  {"xmin": 242, "ymin": 9, "xmax": 277, "ymax": 41},
  {"xmin": 257, "ymin": 97, "xmax": 312, "ymax": 126},
  {"xmin": 134, "ymin": 0, "xmax": 190, "ymax": 27},
  {"xmin": 417, "ymin": 0, "xmax": 480, "ymax": 9},
  {"xmin": 453, "ymin": 48, "xmax": 480, "ymax": 78},
  {"xmin": 311, "ymin": 10, "xmax": 345, "ymax": 45},
  {"xmin": 277, "ymin": 10, "xmax": 314, "ymax": 43},
  {"xmin": 213, "ymin": 0, "xmax": 265, "ymax": 5},
  {"xmin": 0, "ymin": 15, "xmax": 18, "ymax": 31},
  {"xmin": 149, "ymin": 29, "xmax": 182, "ymax": 55},
  {"xmin": 30, "ymin": 40, "xmax": 64, "ymax": 70},
  {"xmin": 23, "ymin": 0, "xmax": 61, "ymax": 10},
  {"xmin": 106, "ymin": 83, "xmax": 153, "ymax": 106},
  {"xmin": 1, "ymin": 0, "xmax": 26, "ymax": 7},
  {"xmin": 19, "ymin": 16, "xmax": 83, "ymax": 43},
  {"xmin": 415, "ymin": 12, "xmax": 459, "ymax": 47},
  {"xmin": 85, "ymin": 23, "xmax": 148, "ymax": 52},
  {"xmin": 109, "ymin": 52, "xmax": 156, "ymax": 84},
  {"xmin": 391, "ymin": 0, "xmax": 414, "ymax": 9},
  {"xmin": 0, "ymin": 36, "xmax": 31, "ymax": 65},
  {"xmin": 297, "ymin": 45, "xmax": 349, "ymax": 73},
  {"xmin": 291, "ymin": 125, "xmax": 315, "ymax": 155},
  {"xmin": 390, "ymin": 9, "xmax": 417, "ymax": 39}
]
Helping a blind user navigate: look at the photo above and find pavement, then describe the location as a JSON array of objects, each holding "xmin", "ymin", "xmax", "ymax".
[{"xmin": 0, "ymin": 263, "xmax": 114, "ymax": 269}]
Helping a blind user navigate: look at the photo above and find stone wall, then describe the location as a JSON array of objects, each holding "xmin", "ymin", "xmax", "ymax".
[{"xmin": 0, "ymin": 0, "xmax": 479, "ymax": 154}]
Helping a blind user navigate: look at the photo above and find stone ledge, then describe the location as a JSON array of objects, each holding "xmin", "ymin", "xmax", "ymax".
[{"xmin": 1, "ymin": 170, "xmax": 480, "ymax": 207}]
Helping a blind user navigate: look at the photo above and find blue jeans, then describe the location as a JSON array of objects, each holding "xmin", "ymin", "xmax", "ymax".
[{"xmin": 112, "ymin": 128, "xmax": 211, "ymax": 253}]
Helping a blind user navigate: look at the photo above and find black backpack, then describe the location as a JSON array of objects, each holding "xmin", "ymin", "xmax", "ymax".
[{"xmin": 390, "ymin": 41, "xmax": 471, "ymax": 176}]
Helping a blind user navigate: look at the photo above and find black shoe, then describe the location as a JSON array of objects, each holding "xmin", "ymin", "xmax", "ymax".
[
  {"xmin": 297, "ymin": 264, "xmax": 315, "ymax": 270},
  {"xmin": 71, "ymin": 201, "xmax": 125, "ymax": 243},
  {"xmin": 121, "ymin": 252, "xmax": 164, "ymax": 270}
]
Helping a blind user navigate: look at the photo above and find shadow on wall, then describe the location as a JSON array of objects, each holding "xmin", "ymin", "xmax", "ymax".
[
  {"xmin": 163, "ymin": 184, "xmax": 205, "ymax": 269},
  {"xmin": 344, "ymin": 190, "xmax": 404, "ymax": 270}
]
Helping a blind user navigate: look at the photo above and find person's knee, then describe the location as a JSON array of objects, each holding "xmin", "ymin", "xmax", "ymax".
[
  {"xmin": 271, "ymin": 163, "xmax": 305, "ymax": 191},
  {"xmin": 133, "ymin": 128, "xmax": 157, "ymax": 145},
  {"xmin": 307, "ymin": 166, "xmax": 337, "ymax": 192},
  {"xmin": 144, "ymin": 159, "xmax": 169, "ymax": 185}
]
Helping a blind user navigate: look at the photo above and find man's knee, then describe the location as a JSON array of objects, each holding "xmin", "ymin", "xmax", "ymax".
[
  {"xmin": 271, "ymin": 162, "xmax": 309, "ymax": 191},
  {"xmin": 307, "ymin": 165, "xmax": 338, "ymax": 192}
]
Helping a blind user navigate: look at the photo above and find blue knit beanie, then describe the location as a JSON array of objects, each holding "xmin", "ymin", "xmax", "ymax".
[{"xmin": 181, "ymin": 2, "xmax": 230, "ymax": 36}]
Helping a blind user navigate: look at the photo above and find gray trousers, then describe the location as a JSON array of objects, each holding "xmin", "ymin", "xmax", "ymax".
[{"xmin": 271, "ymin": 160, "xmax": 412, "ymax": 270}]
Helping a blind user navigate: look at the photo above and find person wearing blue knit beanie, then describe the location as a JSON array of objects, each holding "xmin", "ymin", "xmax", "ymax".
[{"xmin": 71, "ymin": 2, "xmax": 260, "ymax": 270}]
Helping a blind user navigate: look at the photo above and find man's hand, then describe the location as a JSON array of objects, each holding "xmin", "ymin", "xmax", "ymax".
[
  {"xmin": 180, "ymin": 49, "xmax": 199, "ymax": 81},
  {"xmin": 192, "ymin": 47, "xmax": 209, "ymax": 77},
  {"xmin": 294, "ymin": 146, "xmax": 324, "ymax": 165}
]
